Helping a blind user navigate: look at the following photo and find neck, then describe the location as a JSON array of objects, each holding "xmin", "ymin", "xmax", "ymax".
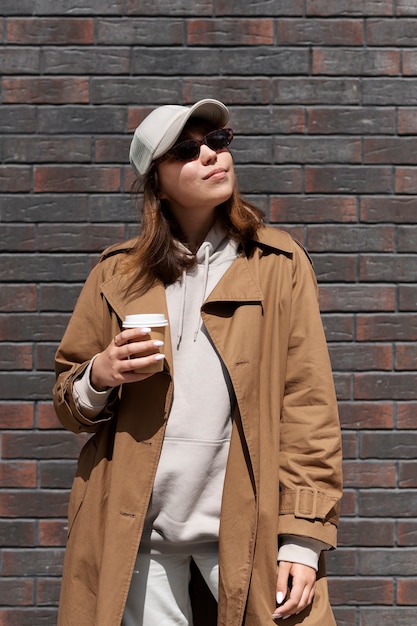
[{"xmin": 172, "ymin": 210, "xmax": 217, "ymax": 253}]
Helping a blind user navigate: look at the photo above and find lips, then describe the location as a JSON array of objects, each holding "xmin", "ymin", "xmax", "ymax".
[{"xmin": 203, "ymin": 168, "xmax": 227, "ymax": 180}]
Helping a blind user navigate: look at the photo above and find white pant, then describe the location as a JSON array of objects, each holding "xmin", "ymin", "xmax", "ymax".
[{"xmin": 122, "ymin": 551, "xmax": 218, "ymax": 626}]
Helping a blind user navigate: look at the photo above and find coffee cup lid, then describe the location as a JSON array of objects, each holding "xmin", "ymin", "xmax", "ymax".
[{"xmin": 123, "ymin": 314, "xmax": 168, "ymax": 328}]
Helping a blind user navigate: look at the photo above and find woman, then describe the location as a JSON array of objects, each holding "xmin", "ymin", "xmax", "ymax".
[{"xmin": 53, "ymin": 99, "xmax": 342, "ymax": 625}]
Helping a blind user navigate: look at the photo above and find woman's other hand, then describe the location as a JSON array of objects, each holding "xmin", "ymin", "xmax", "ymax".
[{"xmin": 273, "ymin": 561, "xmax": 317, "ymax": 621}]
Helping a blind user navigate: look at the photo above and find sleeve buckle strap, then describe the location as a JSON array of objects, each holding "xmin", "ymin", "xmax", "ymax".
[{"xmin": 294, "ymin": 487, "xmax": 318, "ymax": 520}]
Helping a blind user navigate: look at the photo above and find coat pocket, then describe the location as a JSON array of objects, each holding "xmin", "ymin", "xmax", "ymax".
[{"xmin": 67, "ymin": 435, "xmax": 98, "ymax": 537}]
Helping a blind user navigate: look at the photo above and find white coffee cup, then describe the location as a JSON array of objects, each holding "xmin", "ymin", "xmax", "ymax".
[{"xmin": 122, "ymin": 314, "xmax": 168, "ymax": 374}]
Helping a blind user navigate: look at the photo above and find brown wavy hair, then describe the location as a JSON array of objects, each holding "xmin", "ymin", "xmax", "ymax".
[{"xmin": 122, "ymin": 152, "xmax": 264, "ymax": 295}]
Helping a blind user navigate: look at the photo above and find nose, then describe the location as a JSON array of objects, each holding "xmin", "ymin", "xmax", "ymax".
[{"xmin": 199, "ymin": 142, "xmax": 217, "ymax": 163}]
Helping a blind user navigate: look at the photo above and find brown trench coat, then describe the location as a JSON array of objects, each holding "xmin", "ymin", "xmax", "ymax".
[{"xmin": 53, "ymin": 226, "xmax": 343, "ymax": 626}]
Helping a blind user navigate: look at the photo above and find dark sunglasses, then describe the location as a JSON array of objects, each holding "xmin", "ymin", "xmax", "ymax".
[{"xmin": 157, "ymin": 128, "xmax": 233, "ymax": 164}]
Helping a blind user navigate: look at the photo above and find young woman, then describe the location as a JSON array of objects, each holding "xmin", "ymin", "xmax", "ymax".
[{"xmin": 53, "ymin": 99, "xmax": 343, "ymax": 626}]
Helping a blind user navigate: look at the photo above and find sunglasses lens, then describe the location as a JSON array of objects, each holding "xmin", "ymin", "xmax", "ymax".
[
  {"xmin": 171, "ymin": 140, "xmax": 200, "ymax": 161},
  {"xmin": 168, "ymin": 128, "xmax": 233, "ymax": 162},
  {"xmin": 206, "ymin": 129, "xmax": 233, "ymax": 150}
]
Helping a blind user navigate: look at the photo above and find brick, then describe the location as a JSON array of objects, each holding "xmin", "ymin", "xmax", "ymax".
[
  {"xmin": 6, "ymin": 18, "xmax": 94, "ymax": 44},
  {"xmin": 37, "ymin": 105, "xmax": 126, "ymax": 134},
  {"xmin": 0, "ymin": 285, "xmax": 37, "ymax": 312},
  {"xmin": 274, "ymin": 137, "xmax": 361, "ymax": 164},
  {"xmin": 0, "ymin": 167, "xmax": 31, "ymax": 193},
  {"xmin": 270, "ymin": 196, "xmax": 357, "ymax": 223},
  {"xmin": 397, "ymin": 0, "xmax": 417, "ymax": 15},
  {"xmin": 361, "ymin": 432, "xmax": 417, "ymax": 459},
  {"xmin": 328, "ymin": 343, "xmax": 392, "ymax": 371},
  {"xmin": 0, "ymin": 0, "xmax": 33, "ymax": 14},
  {"xmin": 187, "ymin": 19, "xmax": 274, "ymax": 45},
  {"xmin": 216, "ymin": 0, "xmax": 303, "ymax": 15},
  {"xmin": 39, "ymin": 520, "xmax": 67, "ymax": 546},
  {"xmin": 309, "ymin": 106, "xmax": 395, "ymax": 134},
  {"xmin": 396, "ymin": 167, "xmax": 417, "ymax": 193},
  {"xmin": 343, "ymin": 460, "xmax": 396, "ymax": 487},
  {"xmin": 277, "ymin": 18, "xmax": 363, "ymax": 45},
  {"xmin": 399, "ymin": 462, "xmax": 417, "ymax": 488},
  {"xmin": 0, "ymin": 520, "xmax": 36, "ymax": 547},
  {"xmin": 0, "ymin": 195, "xmax": 89, "ymax": 222},
  {"xmin": 40, "ymin": 461, "xmax": 77, "ymax": 489},
  {"xmin": 226, "ymin": 106, "xmax": 305, "ymax": 134},
  {"xmin": 0, "ymin": 225, "xmax": 35, "ymax": 251},
  {"xmin": 131, "ymin": 47, "xmax": 223, "ymax": 76},
  {"xmin": 326, "ymin": 547, "xmax": 356, "ymax": 575},
  {"xmin": 38, "ymin": 285, "xmax": 82, "ymax": 312},
  {"xmin": 34, "ymin": 0, "xmax": 124, "ymax": 14},
  {"xmin": 0, "ymin": 373, "xmax": 55, "ymax": 401},
  {"xmin": 360, "ymin": 255, "xmax": 417, "ymax": 282},
  {"xmin": 360, "ymin": 492, "xmax": 417, "ymax": 519},
  {"xmin": 339, "ymin": 491, "xmax": 356, "ymax": 516},
  {"xmin": 367, "ymin": 18, "xmax": 417, "ymax": 46},
  {"xmin": 322, "ymin": 316, "xmax": 355, "ymax": 343},
  {"xmin": 364, "ymin": 138, "xmax": 417, "ymax": 164},
  {"xmin": 236, "ymin": 166, "xmax": 302, "ymax": 194},
  {"xmin": 95, "ymin": 137, "xmax": 131, "ymax": 163},
  {"xmin": 36, "ymin": 344, "xmax": 58, "ymax": 371},
  {"xmin": 359, "ymin": 547, "xmax": 417, "ymax": 574},
  {"xmin": 338, "ymin": 401, "xmax": 394, "ymax": 429},
  {"xmin": 328, "ymin": 577, "xmax": 393, "ymax": 605},
  {"xmin": 183, "ymin": 77, "xmax": 270, "ymax": 104},
  {"xmin": 37, "ymin": 403, "xmax": 64, "ymax": 430},
  {"xmin": 398, "ymin": 521, "xmax": 417, "ymax": 546},
  {"xmin": 34, "ymin": 166, "xmax": 121, "ymax": 193},
  {"xmin": 0, "ymin": 404, "xmax": 34, "ymax": 429},
  {"xmin": 0, "ymin": 47, "xmax": 40, "ymax": 74},
  {"xmin": 357, "ymin": 313, "xmax": 417, "ymax": 340},
  {"xmin": 43, "ymin": 46, "xmax": 130, "ymax": 75},
  {"xmin": 403, "ymin": 50, "xmax": 417, "ymax": 75},
  {"xmin": 360, "ymin": 196, "xmax": 417, "ymax": 223},
  {"xmin": 1, "ymin": 548, "xmax": 65, "ymax": 576},
  {"xmin": 37, "ymin": 224, "xmax": 125, "ymax": 252},
  {"xmin": 3, "ymin": 78, "xmax": 89, "ymax": 104},
  {"xmin": 4, "ymin": 136, "xmax": 92, "ymax": 164},
  {"xmin": 313, "ymin": 48, "xmax": 400, "ymax": 76},
  {"xmin": 394, "ymin": 281, "xmax": 417, "ymax": 314},
  {"xmin": 363, "ymin": 78, "xmax": 417, "ymax": 105},
  {"xmin": 361, "ymin": 609, "xmax": 417, "ymax": 626},
  {"xmin": 355, "ymin": 373, "xmax": 417, "ymax": 400},
  {"xmin": 307, "ymin": 225, "xmax": 394, "ymax": 252},
  {"xmin": 398, "ymin": 580, "xmax": 417, "ymax": 605},
  {"xmin": 222, "ymin": 48, "xmax": 309, "ymax": 75},
  {"xmin": 0, "ymin": 609, "xmax": 57, "ymax": 626},
  {"xmin": 0, "ymin": 106, "xmax": 36, "ymax": 134},
  {"xmin": 0, "ymin": 255, "xmax": 90, "ymax": 283},
  {"xmin": 0, "ymin": 312, "xmax": 71, "ymax": 342},
  {"xmin": 2, "ymin": 432, "xmax": 83, "ymax": 460},
  {"xmin": 398, "ymin": 108, "xmax": 417, "ymax": 134},
  {"xmin": 37, "ymin": 578, "xmax": 61, "ymax": 606},
  {"xmin": 337, "ymin": 519, "xmax": 395, "ymax": 547},
  {"xmin": 307, "ymin": 0, "xmax": 393, "ymax": 15},
  {"xmin": 396, "ymin": 344, "xmax": 417, "ymax": 370},
  {"xmin": 0, "ymin": 462, "xmax": 37, "ymax": 488},
  {"xmin": 0, "ymin": 345, "xmax": 33, "ymax": 371},
  {"xmin": 319, "ymin": 285, "xmax": 396, "ymax": 312},
  {"xmin": 312, "ymin": 255, "xmax": 357, "ymax": 282},
  {"xmin": 398, "ymin": 403, "xmax": 417, "ymax": 429},
  {"xmin": 0, "ymin": 490, "xmax": 68, "ymax": 518},
  {"xmin": 305, "ymin": 166, "xmax": 392, "ymax": 194},
  {"xmin": 97, "ymin": 18, "xmax": 184, "ymax": 45},
  {"xmin": 273, "ymin": 78, "xmax": 359, "ymax": 104},
  {"xmin": 91, "ymin": 77, "xmax": 183, "ymax": 105},
  {"xmin": 127, "ymin": 0, "xmax": 212, "ymax": 15},
  {"xmin": 0, "ymin": 579, "xmax": 34, "ymax": 606}
]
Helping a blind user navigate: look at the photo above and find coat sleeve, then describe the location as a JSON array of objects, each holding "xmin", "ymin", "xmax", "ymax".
[
  {"xmin": 53, "ymin": 260, "xmax": 120, "ymax": 434},
  {"xmin": 278, "ymin": 241, "xmax": 343, "ymax": 548}
]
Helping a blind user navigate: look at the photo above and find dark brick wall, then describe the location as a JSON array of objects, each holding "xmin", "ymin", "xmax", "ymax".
[{"xmin": 1, "ymin": 2, "xmax": 416, "ymax": 625}]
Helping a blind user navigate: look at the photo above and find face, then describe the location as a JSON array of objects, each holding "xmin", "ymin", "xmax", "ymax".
[{"xmin": 156, "ymin": 123, "xmax": 235, "ymax": 219}]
